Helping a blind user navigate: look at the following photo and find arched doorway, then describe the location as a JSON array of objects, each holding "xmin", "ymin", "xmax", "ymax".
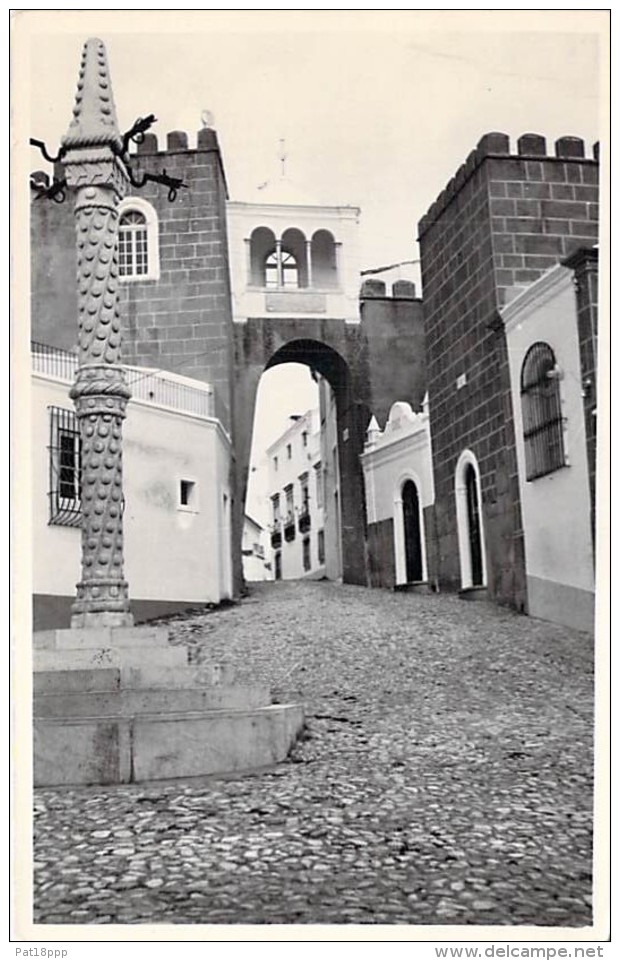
[
  {"xmin": 455, "ymin": 450, "xmax": 486, "ymax": 589},
  {"xmin": 465, "ymin": 464, "xmax": 483, "ymax": 587},
  {"xmin": 234, "ymin": 334, "xmax": 372, "ymax": 592},
  {"xmin": 402, "ymin": 479, "xmax": 423, "ymax": 583}
]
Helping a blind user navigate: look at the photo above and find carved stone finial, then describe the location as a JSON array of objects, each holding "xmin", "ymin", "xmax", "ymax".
[{"xmin": 62, "ymin": 37, "xmax": 122, "ymax": 152}]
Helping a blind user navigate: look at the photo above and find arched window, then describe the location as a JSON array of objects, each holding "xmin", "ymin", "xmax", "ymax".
[
  {"xmin": 117, "ymin": 198, "xmax": 159, "ymax": 281},
  {"xmin": 520, "ymin": 342, "xmax": 565, "ymax": 481},
  {"xmin": 311, "ymin": 229, "xmax": 338, "ymax": 288},
  {"xmin": 248, "ymin": 226, "xmax": 306, "ymax": 289},
  {"xmin": 265, "ymin": 249, "xmax": 298, "ymax": 289}
]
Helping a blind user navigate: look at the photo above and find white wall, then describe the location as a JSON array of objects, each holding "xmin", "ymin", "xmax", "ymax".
[
  {"xmin": 360, "ymin": 400, "xmax": 434, "ymax": 586},
  {"xmin": 32, "ymin": 372, "xmax": 233, "ymax": 616},
  {"xmin": 242, "ymin": 518, "xmax": 270, "ymax": 582},
  {"xmin": 227, "ymin": 200, "xmax": 362, "ymax": 324},
  {"xmin": 502, "ymin": 265, "xmax": 595, "ymax": 630}
]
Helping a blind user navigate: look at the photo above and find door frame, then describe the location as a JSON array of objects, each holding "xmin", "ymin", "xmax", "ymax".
[
  {"xmin": 454, "ymin": 449, "xmax": 487, "ymax": 589},
  {"xmin": 393, "ymin": 470, "xmax": 427, "ymax": 586}
]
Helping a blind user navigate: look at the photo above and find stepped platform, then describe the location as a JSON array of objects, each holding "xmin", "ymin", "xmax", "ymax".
[
  {"xmin": 33, "ymin": 626, "xmax": 304, "ymax": 787},
  {"xmin": 458, "ymin": 586, "xmax": 489, "ymax": 601},
  {"xmin": 394, "ymin": 581, "xmax": 433, "ymax": 595}
]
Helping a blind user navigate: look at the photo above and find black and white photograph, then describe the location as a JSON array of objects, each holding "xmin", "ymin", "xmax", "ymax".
[{"xmin": 12, "ymin": 7, "xmax": 609, "ymax": 943}]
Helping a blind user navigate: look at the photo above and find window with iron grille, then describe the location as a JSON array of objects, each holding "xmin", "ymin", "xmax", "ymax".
[
  {"xmin": 48, "ymin": 406, "xmax": 81, "ymax": 527},
  {"xmin": 118, "ymin": 210, "xmax": 148, "ymax": 278},
  {"xmin": 520, "ymin": 342, "xmax": 565, "ymax": 481}
]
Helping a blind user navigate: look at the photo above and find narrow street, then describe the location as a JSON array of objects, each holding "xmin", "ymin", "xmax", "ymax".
[{"xmin": 33, "ymin": 580, "xmax": 594, "ymax": 927}]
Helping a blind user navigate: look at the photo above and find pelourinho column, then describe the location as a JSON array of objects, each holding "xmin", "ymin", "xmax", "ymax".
[{"xmin": 61, "ymin": 38, "xmax": 133, "ymax": 628}]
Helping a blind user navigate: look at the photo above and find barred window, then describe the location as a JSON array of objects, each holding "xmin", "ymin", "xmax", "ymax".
[
  {"xmin": 520, "ymin": 342, "xmax": 565, "ymax": 481},
  {"xmin": 48, "ymin": 406, "xmax": 81, "ymax": 527},
  {"xmin": 119, "ymin": 210, "xmax": 148, "ymax": 277}
]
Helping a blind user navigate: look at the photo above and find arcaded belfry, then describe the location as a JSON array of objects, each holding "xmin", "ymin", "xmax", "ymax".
[{"xmin": 61, "ymin": 38, "xmax": 133, "ymax": 628}]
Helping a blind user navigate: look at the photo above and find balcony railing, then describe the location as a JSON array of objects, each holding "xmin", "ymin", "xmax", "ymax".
[
  {"xmin": 32, "ymin": 341, "xmax": 214, "ymax": 420},
  {"xmin": 298, "ymin": 509, "xmax": 311, "ymax": 534},
  {"xmin": 270, "ymin": 525, "xmax": 282, "ymax": 549}
]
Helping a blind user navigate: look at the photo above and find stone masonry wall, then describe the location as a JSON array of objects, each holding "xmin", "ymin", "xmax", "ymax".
[
  {"xmin": 121, "ymin": 129, "xmax": 234, "ymax": 431},
  {"xmin": 418, "ymin": 132, "xmax": 599, "ymax": 610}
]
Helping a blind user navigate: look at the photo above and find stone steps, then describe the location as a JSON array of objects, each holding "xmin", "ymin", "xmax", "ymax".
[
  {"xmin": 394, "ymin": 581, "xmax": 433, "ymax": 594},
  {"xmin": 458, "ymin": 586, "xmax": 488, "ymax": 601},
  {"xmin": 34, "ymin": 646, "xmax": 189, "ymax": 671},
  {"xmin": 33, "ymin": 626, "xmax": 171, "ymax": 650},
  {"xmin": 33, "ymin": 663, "xmax": 236, "ymax": 695},
  {"xmin": 35, "ymin": 684, "xmax": 271, "ymax": 717},
  {"xmin": 33, "ymin": 625, "xmax": 305, "ymax": 787},
  {"xmin": 34, "ymin": 705, "xmax": 305, "ymax": 786}
]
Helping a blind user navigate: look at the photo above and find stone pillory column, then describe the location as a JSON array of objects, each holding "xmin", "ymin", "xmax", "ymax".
[{"xmin": 62, "ymin": 38, "xmax": 133, "ymax": 628}]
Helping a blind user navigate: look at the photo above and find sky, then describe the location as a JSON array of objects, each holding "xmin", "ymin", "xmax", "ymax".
[{"xmin": 18, "ymin": 10, "xmax": 607, "ymax": 523}]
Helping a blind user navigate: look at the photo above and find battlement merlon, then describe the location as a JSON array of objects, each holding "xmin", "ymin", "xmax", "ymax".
[{"xmin": 418, "ymin": 131, "xmax": 599, "ymax": 240}]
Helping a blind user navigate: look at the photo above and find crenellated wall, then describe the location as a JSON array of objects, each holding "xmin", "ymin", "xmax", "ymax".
[
  {"xmin": 31, "ymin": 127, "xmax": 234, "ymax": 432},
  {"xmin": 418, "ymin": 131, "xmax": 599, "ymax": 611}
]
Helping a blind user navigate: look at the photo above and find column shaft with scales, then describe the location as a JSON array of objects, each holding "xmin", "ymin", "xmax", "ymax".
[{"xmin": 61, "ymin": 38, "xmax": 133, "ymax": 628}]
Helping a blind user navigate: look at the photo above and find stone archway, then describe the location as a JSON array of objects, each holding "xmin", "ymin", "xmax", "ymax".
[{"xmin": 232, "ymin": 325, "xmax": 373, "ymax": 593}]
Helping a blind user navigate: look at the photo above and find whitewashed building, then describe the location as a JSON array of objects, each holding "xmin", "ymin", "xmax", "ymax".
[
  {"xmin": 360, "ymin": 398, "xmax": 435, "ymax": 591},
  {"xmin": 242, "ymin": 514, "xmax": 271, "ymax": 582},
  {"xmin": 227, "ymin": 178, "xmax": 362, "ymax": 326},
  {"xmin": 266, "ymin": 409, "xmax": 325, "ymax": 581},
  {"xmin": 501, "ymin": 265, "xmax": 596, "ymax": 632},
  {"xmin": 32, "ymin": 343, "xmax": 233, "ymax": 629}
]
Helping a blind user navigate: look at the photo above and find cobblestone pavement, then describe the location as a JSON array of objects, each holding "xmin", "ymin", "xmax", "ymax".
[{"xmin": 34, "ymin": 581, "xmax": 594, "ymax": 927}]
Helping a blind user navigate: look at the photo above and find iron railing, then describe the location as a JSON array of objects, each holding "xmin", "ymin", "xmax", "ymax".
[{"xmin": 32, "ymin": 341, "xmax": 214, "ymax": 420}]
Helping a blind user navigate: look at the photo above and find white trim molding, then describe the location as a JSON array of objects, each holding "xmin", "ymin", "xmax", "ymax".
[
  {"xmin": 393, "ymin": 470, "xmax": 428, "ymax": 586},
  {"xmin": 454, "ymin": 449, "xmax": 487, "ymax": 589}
]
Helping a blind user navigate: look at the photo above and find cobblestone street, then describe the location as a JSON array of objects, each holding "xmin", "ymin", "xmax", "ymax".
[{"xmin": 33, "ymin": 581, "xmax": 594, "ymax": 927}]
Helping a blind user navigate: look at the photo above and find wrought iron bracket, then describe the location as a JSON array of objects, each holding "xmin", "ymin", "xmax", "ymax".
[
  {"xmin": 119, "ymin": 114, "xmax": 157, "ymax": 155},
  {"xmin": 30, "ymin": 112, "xmax": 187, "ymax": 204},
  {"xmin": 29, "ymin": 137, "xmax": 67, "ymax": 164},
  {"xmin": 30, "ymin": 176, "xmax": 68, "ymax": 204}
]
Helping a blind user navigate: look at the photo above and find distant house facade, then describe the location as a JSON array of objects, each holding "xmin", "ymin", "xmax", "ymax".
[
  {"xmin": 266, "ymin": 409, "xmax": 325, "ymax": 581},
  {"xmin": 360, "ymin": 398, "xmax": 435, "ymax": 592},
  {"xmin": 32, "ymin": 343, "xmax": 233, "ymax": 629},
  {"xmin": 242, "ymin": 514, "xmax": 271, "ymax": 582}
]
